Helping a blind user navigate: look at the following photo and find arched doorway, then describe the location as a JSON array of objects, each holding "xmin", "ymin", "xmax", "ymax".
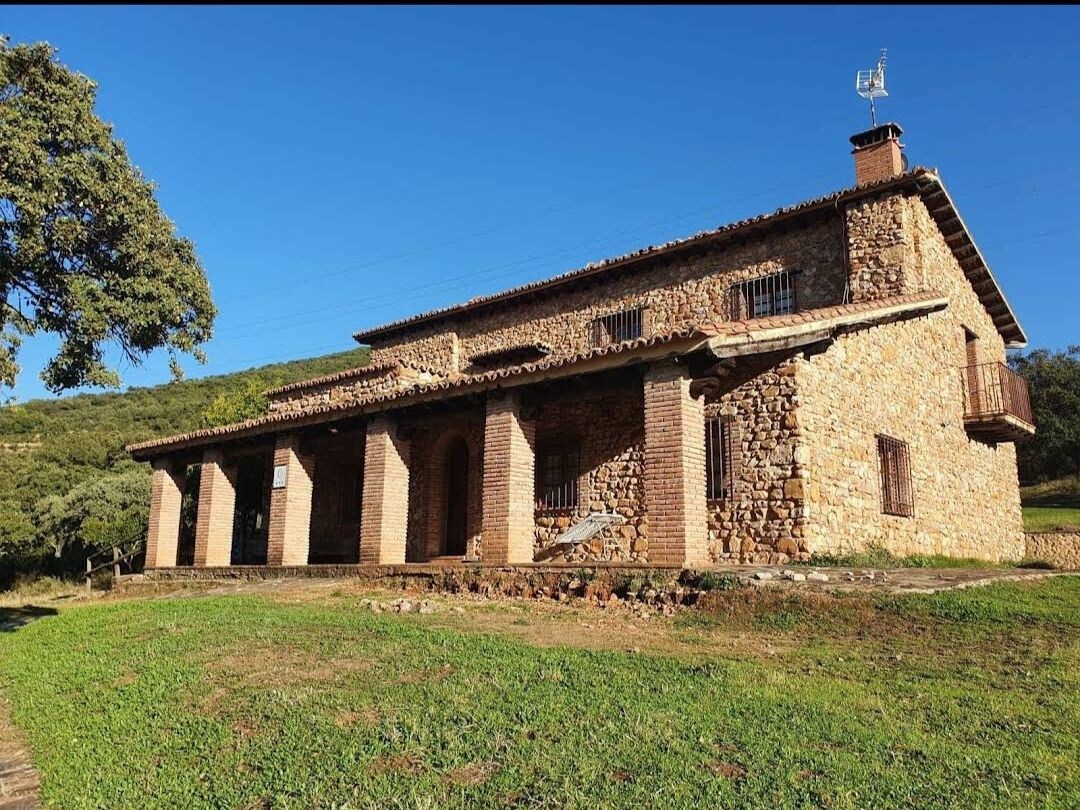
[{"xmin": 443, "ymin": 436, "xmax": 469, "ymax": 556}]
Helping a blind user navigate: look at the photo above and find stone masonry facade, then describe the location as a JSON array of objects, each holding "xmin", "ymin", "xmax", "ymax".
[{"xmin": 130, "ymin": 124, "xmax": 1033, "ymax": 570}]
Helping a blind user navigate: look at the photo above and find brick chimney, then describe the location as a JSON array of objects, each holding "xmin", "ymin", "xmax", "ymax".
[{"xmin": 850, "ymin": 122, "xmax": 905, "ymax": 185}]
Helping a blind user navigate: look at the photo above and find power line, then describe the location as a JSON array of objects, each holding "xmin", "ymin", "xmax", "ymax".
[{"xmin": 209, "ymin": 162, "xmax": 1080, "ymax": 343}]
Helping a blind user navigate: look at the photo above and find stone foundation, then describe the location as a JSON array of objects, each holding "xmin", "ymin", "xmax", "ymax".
[{"xmin": 1025, "ymin": 533, "xmax": 1080, "ymax": 570}]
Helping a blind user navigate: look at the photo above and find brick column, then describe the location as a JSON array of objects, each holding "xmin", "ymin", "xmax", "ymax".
[
  {"xmin": 145, "ymin": 458, "xmax": 186, "ymax": 568},
  {"xmin": 643, "ymin": 361, "xmax": 709, "ymax": 567},
  {"xmin": 481, "ymin": 392, "xmax": 536, "ymax": 565},
  {"xmin": 194, "ymin": 449, "xmax": 236, "ymax": 567},
  {"xmin": 267, "ymin": 434, "xmax": 316, "ymax": 566},
  {"xmin": 359, "ymin": 417, "xmax": 410, "ymax": 565}
]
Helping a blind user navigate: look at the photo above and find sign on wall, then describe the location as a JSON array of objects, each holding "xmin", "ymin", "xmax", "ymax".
[{"xmin": 272, "ymin": 465, "xmax": 288, "ymax": 488}]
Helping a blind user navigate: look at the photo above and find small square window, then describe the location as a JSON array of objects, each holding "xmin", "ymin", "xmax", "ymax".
[
  {"xmin": 730, "ymin": 270, "xmax": 798, "ymax": 320},
  {"xmin": 590, "ymin": 307, "xmax": 644, "ymax": 348},
  {"xmin": 537, "ymin": 447, "xmax": 580, "ymax": 510}
]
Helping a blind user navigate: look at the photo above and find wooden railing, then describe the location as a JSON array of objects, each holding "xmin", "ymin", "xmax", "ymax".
[
  {"xmin": 85, "ymin": 536, "xmax": 145, "ymax": 592},
  {"xmin": 961, "ymin": 362, "xmax": 1034, "ymax": 425}
]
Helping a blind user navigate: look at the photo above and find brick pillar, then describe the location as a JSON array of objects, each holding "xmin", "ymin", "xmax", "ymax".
[
  {"xmin": 194, "ymin": 449, "xmax": 236, "ymax": 567},
  {"xmin": 643, "ymin": 361, "xmax": 709, "ymax": 567},
  {"xmin": 145, "ymin": 458, "xmax": 185, "ymax": 568},
  {"xmin": 481, "ymin": 392, "xmax": 535, "ymax": 565},
  {"xmin": 359, "ymin": 417, "xmax": 410, "ymax": 565},
  {"xmin": 267, "ymin": 434, "xmax": 316, "ymax": 566}
]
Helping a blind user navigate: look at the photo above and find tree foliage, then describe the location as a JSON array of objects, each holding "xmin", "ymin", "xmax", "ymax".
[
  {"xmin": 32, "ymin": 469, "xmax": 149, "ymax": 558},
  {"xmin": 0, "ymin": 37, "xmax": 215, "ymax": 393},
  {"xmin": 1010, "ymin": 346, "xmax": 1080, "ymax": 483},
  {"xmin": 201, "ymin": 379, "xmax": 269, "ymax": 428}
]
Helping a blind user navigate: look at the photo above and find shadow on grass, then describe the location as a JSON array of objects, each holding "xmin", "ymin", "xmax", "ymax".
[{"xmin": 0, "ymin": 606, "xmax": 58, "ymax": 633}]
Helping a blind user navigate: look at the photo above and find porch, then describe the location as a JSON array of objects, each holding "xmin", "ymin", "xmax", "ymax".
[{"xmin": 141, "ymin": 359, "xmax": 716, "ymax": 571}]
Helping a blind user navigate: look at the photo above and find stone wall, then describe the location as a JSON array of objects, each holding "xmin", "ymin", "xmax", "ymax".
[
  {"xmin": 404, "ymin": 411, "xmax": 485, "ymax": 562},
  {"xmin": 845, "ymin": 192, "xmax": 913, "ymax": 302},
  {"xmin": 367, "ymin": 219, "xmax": 847, "ymax": 372},
  {"xmin": 267, "ymin": 363, "xmax": 447, "ymax": 415},
  {"xmin": 706, "ymin": 361, "xmax": 809, "ymax": 564},
  {"xmin": 1025, "ymin": 533, "xmax": 1080, "ymax": 570},
  {"xmin": 532, "ymin": 387, "xmax": 647, "ymax": 563},
  {"xmin": 793, "ymin": 194, "xmax": 1023, "ymax": 562}
]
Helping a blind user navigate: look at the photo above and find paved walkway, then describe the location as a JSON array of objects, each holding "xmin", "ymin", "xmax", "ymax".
[
  {"xmin": 0, "ymin": 700, "xmax": 39, "ymax": 810},
  {"xmin": 717, "ymin": 564, "xmax": 1064, "ymax": 594}
]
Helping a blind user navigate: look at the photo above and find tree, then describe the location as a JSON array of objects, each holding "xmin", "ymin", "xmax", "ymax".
[
  {"xmin": 32, "ymin": 468, "xmax": 150, "ymax": 558},
  {"xmin": 0, "ymin": 497, "xmax": 34, "ymax": 559},
  {"xmin": 1009, "ymin": 346, "xmax": 1080, "ymax": 483},
  {"xmin": 201, "ymin": 378, "xmax": 269, "ymax": 427},
  {"xmin": 0, "ymin": 37, "xmax": 215, "ymax": 393}
]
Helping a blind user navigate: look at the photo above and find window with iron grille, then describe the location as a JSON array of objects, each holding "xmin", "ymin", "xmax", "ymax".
[
  {"xmin": 728, "ymin": 269, "xmax": 798, "ymax": 320},
  {"xmin": 537, "ymin": 447, "xmax": 580, "ymax": 510},
  {"xmin": 876, "ymin": 435, "xmax": 914, "ymax": 517},
  {"xmin": 589, "ymin": 306, "xmax": 643, "ymax": 348},
  {"xmin": 706, "ymin": 417, "xmax": 735, "ymax": 501}
]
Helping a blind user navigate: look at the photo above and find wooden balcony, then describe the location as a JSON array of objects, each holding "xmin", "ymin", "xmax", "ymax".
[{"xmin": 962, "ymin": 362, "xmax": 1035, "ymax": 442}]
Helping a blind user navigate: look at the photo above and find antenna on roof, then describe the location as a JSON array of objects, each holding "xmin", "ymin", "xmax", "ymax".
[{"xmin": 855, "ymin": 48, "xmax": 889, "ymax": 126}]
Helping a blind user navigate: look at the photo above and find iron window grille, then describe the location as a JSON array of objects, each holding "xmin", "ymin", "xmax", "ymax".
[
  {"xmin": 728, "ymin": 269, "xmax": 799, "ymax": 321},
  {"xmin": 537, "ymin": 447, "xmax": 580, "ymax": 511},
  {"xmin": 589, "ymin": 306, "xmax": 644, "ymax": 348},
  {"xmin": 706, "ymin": 417, "xmax": 735, "ymax": 501},
  {"xmin": 876, "ymin": 434, "xmax": 914, "ymax": 517}
]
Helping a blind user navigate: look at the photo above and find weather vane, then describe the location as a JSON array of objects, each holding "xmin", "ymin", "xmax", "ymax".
[{"xmin": 855, "ymin": 49, "xmax": 889, "ymax": 126}]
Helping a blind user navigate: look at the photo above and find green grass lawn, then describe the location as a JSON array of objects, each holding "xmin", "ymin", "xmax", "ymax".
[
  {"xmin": 1022, "ymin": 478, "xmax": 1080, "ymax": 532},
  {"xmin": 1, "ymin": 579, "xmax": 1078, "ymax": 809},
  {"xmin": 1024, "ymin": 506, "xmax": 1080, "ymax": 533}
]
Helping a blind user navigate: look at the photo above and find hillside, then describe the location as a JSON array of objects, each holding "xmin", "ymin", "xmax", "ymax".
[{"xmin": 0, "ymin": 347, "xmax": 369, "ymax": 543}]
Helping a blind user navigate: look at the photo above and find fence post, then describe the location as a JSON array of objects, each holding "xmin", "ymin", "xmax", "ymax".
[
  {"xmin": 112, "ymin": 545, "xmax": 121, "ymax": 581},
  {"xmin": 86, "ymin": 555, "xmax": 92, "ymax": 593}
]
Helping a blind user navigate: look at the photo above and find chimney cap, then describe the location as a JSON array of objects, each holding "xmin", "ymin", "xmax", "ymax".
[{"xmin": 850, "ymin": 122, "xmax": 904, "ymax": 150}]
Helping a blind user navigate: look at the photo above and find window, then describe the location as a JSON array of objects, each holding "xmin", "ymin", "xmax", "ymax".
[
  {"xmin": 876, "ymin": 435, "xmax": 913, "ymax": 517},
  {"xmin": 729, "ymin": 269, "xmax": 798, "ymax": 320},
  {"xmin": 706, "ymin": 417, "xmax": 735, "ymax": 501},
  {"xmin": 537, "ymin": 447, "xmax": 580, "ymax": 510},
  {"xmin": 589, "ymin": 306, "xmax": 643, "ymax": 348}
]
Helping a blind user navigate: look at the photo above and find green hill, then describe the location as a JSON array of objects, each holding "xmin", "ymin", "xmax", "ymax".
[{"xmin": 0, "ymin": 347, "xmax": 369, "ymax": 581}]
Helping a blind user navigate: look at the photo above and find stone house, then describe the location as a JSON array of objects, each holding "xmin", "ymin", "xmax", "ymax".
[{"xmin": 129, "ymin": 123, "xmax": 1034, "ymax": 569}]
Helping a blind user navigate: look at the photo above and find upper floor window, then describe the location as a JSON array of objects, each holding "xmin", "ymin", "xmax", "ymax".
[
  {"xmin": 537, "ymin": 446, "xmax": 580, "ymax": 511},
  {"xmin": 876, "ymin": 434, "xmax": 914, "ymax": 517},
  {"xmin": 728, "ymin": 269, "xmax": 799, "ymax": 321},
  {"xmin": 590, "ymin": 306, "xmax": 644, "ymax": 348},
  {"xmin": 706, "ymin": 416, "xmax": 736, "ymax": 501}
]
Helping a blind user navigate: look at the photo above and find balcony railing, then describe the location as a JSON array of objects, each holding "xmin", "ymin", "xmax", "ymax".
[{"xmin": 961, "ymin": 362, "xmax": 1034, "ymax": 440}]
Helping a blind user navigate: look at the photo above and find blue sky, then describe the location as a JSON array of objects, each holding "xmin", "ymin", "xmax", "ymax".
[{"xmin": 4, "ymin": 5, "xmax": 1079, "ymax": 402}]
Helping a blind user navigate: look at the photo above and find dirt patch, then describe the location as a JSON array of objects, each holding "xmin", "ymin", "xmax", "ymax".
[
  {"xmin": 368, "ymin": 753, "xmax": 423, "ymax": 776},
  {"xmin": 443, "ymin": 761, "xmax": 498, "ymax": 787},
  {"xmin": 707, "ymin": 761, "xmax": 747, "ymax": 780},
  {"xmin": 205, "ymin": 645, "xmax": 375, "ymax": 687},
  {"xmin": 334, "ymin": 707, "xmax": 381, "ymax": 728},
  {"xmin": 0, "ymin": 698, "xmax": 40, "ymax": 810}
]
